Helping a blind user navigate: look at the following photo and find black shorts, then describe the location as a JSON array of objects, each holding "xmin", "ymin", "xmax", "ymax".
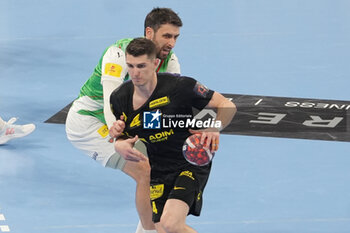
[{"xmin": 150, "ymin": 170, "xmax": 204, "ymax": 223}]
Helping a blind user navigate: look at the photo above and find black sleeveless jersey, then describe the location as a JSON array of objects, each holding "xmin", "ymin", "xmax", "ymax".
[{"xmin": 110, "ymin": 73, "xmax": 214, "ymax": 184}]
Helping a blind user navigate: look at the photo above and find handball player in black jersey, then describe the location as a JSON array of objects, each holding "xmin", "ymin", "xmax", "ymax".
[{"xmin": 109, "ymin": 38, "xmax": 236, "ymax": 233}]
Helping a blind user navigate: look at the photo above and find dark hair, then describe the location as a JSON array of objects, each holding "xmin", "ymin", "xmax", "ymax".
[
  {"xmin": 126, "ymin": 38, "xmax": 157, "ymax": 59},
  {"xmin": 144, "ymin": 7, "xmax": 183, "ymax": 35}
]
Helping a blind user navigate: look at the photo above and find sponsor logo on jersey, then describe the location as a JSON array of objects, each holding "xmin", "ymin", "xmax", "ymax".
[
  {"xmin": 150, "ymin": 184, "xmax": 164, "ymax": 200},
  {"xmin": 149, "ymin": 96, "xmax": 170, "ymax": 109},
  {"xmin": 104, "ymin": 63, "xmax": 122, "ymax": 77},
  {"xmin": 130, "ymin": 113, "xmax": 141, "ymax": 128},
  {"xmin": 149, "ymin": 129, "xmax": 174, "ymax": 143},
  {"xmin": 197, "ymin": 191, "xmax": 202, "ymax": 201},
  {"xmin": 144, "ymin": 110, "xmax": 162, "ymax": 129},
  {"xmin": 194, "ymin": 81, "xmax": 210, "ymax": 98},
  {"xmin": 179, "ymin": 171, "xmax": 195, "ymax": 180},
  {"xmin": 97, "ymin": 124, "xmax": 109, "ymax": 138}
]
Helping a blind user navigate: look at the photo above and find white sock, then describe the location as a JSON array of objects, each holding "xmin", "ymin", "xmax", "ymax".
[
  {"xmin": 134, "ymin": 220, "xmax": 157, "ymax": 233},
  {"xmin": 135, "ymin": 221, "xmax": 144, "ymax": 233}
]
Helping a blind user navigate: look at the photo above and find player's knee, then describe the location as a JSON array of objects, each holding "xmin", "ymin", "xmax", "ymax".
[
  {"xmin": 159, "ymin": 214, "xmax": 184, "ymax": 233},
  {"xmin": 124, "ymin": 160, "xmax": 151, "ymax": 183}
]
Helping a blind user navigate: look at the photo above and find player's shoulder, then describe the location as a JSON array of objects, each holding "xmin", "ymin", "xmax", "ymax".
[
  {"xmin": 115, "ymin": 38, "xmax": 134, "ymax": 51},
  {"xmin": 157, "ymin": 72, "xmax": 181, "ymax": 85},
  {"xmin": 158, "ymin": 72, "xmax": 180, "ymax": 80},
  {"xmin": 169, "ymin": 52, "xmax": 179, "ymax": 61},
  {"xmin": 103, "ymin": 43, "xmax": 126, "ymax": 57},
  {"xmin": 157, "ymin": 73, "xmax": 197, "ymax": 91},
  {"xmin": 158, "ymin": 73, "xmax": 194, "ymax": 82},
  {"xmin": 102, "ymin": 38, "xmax": 134, "ymax": 56}
]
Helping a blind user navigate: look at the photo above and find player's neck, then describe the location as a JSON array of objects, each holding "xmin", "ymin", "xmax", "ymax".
[
  {"xmin": 134, "ymin": 73, "xmax": 157, "ymax": 98},
  {"xmin": 133, "ymin": 73, "xmax": 157, "ymax": 109}
]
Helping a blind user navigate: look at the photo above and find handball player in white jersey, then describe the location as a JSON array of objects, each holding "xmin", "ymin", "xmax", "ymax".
[{"xmin": 66, "ymin": 8, "xmax": 182, "ymax": 233}]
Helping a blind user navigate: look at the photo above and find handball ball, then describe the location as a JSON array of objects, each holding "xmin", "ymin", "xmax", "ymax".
[{"xmin": 182, "ymin": 134, "xmax": 215, "ymax": 166}]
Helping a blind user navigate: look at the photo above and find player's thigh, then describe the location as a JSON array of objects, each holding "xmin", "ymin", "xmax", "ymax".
[
  {"xmin": 66, "ymin": 109, "xmax": 116, "ymax": 166},
  {"xmin": 134, "ymin": 139, "xmax": 147, "ymax": 156}
]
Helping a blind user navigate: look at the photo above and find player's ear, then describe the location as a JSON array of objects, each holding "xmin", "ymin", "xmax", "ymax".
[
  {"xmin": 145, "ymin": 27, "xmax": 154, "ymax": 39},
  {"xmin": 154, "ymin": 58, "xmax": 160, "ymax": 69}
]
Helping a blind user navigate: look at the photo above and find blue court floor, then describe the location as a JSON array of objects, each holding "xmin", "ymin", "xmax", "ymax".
[{"xmin": 1, "ymin": 0, "xmax": 350, "ymax": 232}]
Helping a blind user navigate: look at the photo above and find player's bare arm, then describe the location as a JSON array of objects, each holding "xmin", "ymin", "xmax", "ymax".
[
  {"xmin": 207, "ymin": 91, "xmax": 236, "ymax": 129},
  {"xmin": 190, "ymin": 91, "xmax": 236, "ymax": 152}
]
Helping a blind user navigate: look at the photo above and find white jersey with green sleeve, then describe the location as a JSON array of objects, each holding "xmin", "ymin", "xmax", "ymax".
[{"xmin": 72, "ymin": 38, "xmax": 180, "ymax": 125}]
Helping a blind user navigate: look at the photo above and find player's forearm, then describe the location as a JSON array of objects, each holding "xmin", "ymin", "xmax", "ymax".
[
  {"xmin": 215, "ymin": 99, "xmax": 236, "ymax": 131},
  {"xmin": 102, "ymin": 79, "xmax": 122, "ymax": 129},
  {"xmin": 104, "ymin": 105, "xmax": 117, "ymax": 130}
]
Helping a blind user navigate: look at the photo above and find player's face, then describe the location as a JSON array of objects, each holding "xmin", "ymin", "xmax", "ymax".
[
  {"xmin": 146, "ymin": 24, "xmax": 180, "ymax": 60},
  {"xmin": 126, "ymin": 54, "xmax": 158, "ymax": 87}
]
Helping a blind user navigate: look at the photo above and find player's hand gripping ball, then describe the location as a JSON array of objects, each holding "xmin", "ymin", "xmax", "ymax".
[{"xmin": 182, "ymin": 134, "xmax": 215, "ymax": 166}]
